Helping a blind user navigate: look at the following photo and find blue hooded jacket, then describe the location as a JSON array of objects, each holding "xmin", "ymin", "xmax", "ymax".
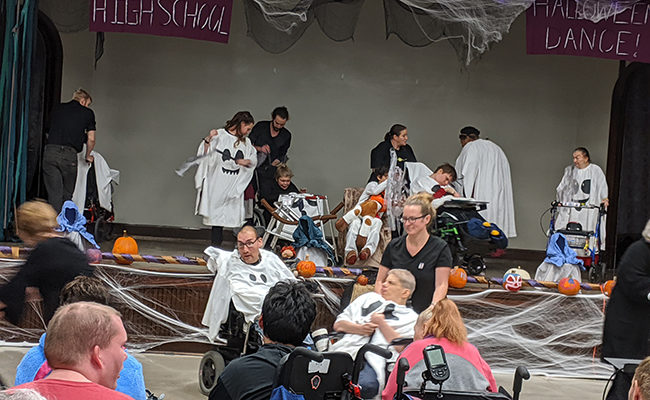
[
  {"xmin": 56, "ymin": 200, "xmax": 99, "ymax": 249},
  {"xmin": 544, "ymin": 233, "xmax": 585, "ymax": 271}
]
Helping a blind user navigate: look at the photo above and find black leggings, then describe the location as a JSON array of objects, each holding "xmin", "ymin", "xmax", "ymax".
[{"xmin": 211, "ymin": 226, "xmax": 223, "ymax": 247}]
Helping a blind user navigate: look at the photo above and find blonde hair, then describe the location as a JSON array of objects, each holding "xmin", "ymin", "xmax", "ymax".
[
  {"xmin": 387, "ymin": 269, "xmax": 416, "ymax": 297},
  {"xmin": 44, "ymin": 302, "xmax": 122, "ymax": 368},
  {"xmin": 404, "ymin": 192, "xmax": 436, "ymax": 227},
  {"xmin": 16, "ymin": 200, "xmax": 58, "ymax": 238},
  {"xmin": 72, "ymin": 88, "xmax": 92, "ymax": 103},
  {"xmin": 419, "ymin": 299, "xmax": 467, "ymax": 345},
  {"xmin": 634, "ymin": 357, "xmax": 650, "ymax": 400},
  {"xmin": 643, "ymin": 219, "xmax": 650, "ymax": 243},
  {"xmin": 275, "ymin": 163, "xmax": 294, "ymax": 180}
]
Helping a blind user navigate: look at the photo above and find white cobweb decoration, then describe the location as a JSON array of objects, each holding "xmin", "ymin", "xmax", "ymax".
[
  {"xmin": 452, "ymin": 289, "xmax": 612, "ymax": 378},
  {"xmin": 251, "ymin": 0, "xmax": 644, "ymax": 64}
]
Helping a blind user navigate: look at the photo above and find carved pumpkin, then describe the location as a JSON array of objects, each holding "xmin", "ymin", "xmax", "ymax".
[
  {"xmin": 296, "ymin": 255, "xmax": 316, "ymax": 278},
  {"xmin": 86, "ymin": 248, "xmax": 102, "ymax": 264},
  {"xmin": 601, "ymin": 279, "xmax": 615, "ymax": 297},
  {"xmin": 558, "ymin": 277, "xmax": 581, "ymax": 296},
  {"xmin": 112, "ymin": 230, "xmax": 138, "ymax": 265},
  {"xmin": 357, "ymin": 274, "xmax": 369, "ymax": 286},
  {"xmin": 448, "ymin": 267, "xmax": 467, "ymax": 289},
  {"xmin": 503, "ymin": 272, "xmax": 522, "ymax": 292}
]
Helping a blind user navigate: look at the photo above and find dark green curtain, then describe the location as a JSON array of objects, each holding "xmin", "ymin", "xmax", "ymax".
[{"xmin": 0, "ymin": 0, "xmax": 38, "ymax": 240}]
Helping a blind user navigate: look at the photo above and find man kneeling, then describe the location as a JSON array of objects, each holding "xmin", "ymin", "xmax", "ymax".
[{"xmin": 330, "ymin": 269, "xmax": 418, "ymax": 398}]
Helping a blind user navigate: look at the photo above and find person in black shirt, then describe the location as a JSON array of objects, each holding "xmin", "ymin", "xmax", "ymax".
[
  {"xmin": 43, "ymin": 89, "xmax": 97, "ymax": 212},
  {"xmin": 248, "ymin": 107, "xmax": 292, "ymax": 193},
  {"xmin": 258, "ymin": 164, "xmax": 301, "ymax": 223},
  {"xmin": 209, "ymin": 280, "xmax": 316, "ymax": 400},
  {"xmin": 0, "ymin": 201, "xmax": 94, "ymax": 325},
  {"xmin": 369, "ymin": 124, "xmax": 416, "ymax": 182},
  {"xmin": 376, "ymin": 193, "xmax": 452, "ymax": 313}
]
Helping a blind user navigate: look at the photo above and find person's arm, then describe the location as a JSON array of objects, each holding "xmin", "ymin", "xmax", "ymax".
[
  {"xmin": 85, "ymin": 130, "xmax": 96, "ymax": 162},
  {"xmin": 432, "ymin": 267, "xmax": 450, "ymax": 305},
  {"xmin": 375, "ymin": 265, "xmax": 389, "ymax": 294},
  {"xmin": 276, "ymin": 132, "xmax": 291, "ymax": 163},
  {"xmin": 369, "ymin": 312, "xmax": 401, "ymax": 344},
  {"xmin": 333, "ymin": 319, "xmax": 377, "ymax": 336}
]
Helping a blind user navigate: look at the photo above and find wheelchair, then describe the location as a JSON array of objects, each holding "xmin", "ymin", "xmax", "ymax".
[
  {"xmin": 272, "ymin": 343, "xmax": 392, "ymax": 400},
  {"xmin": 198, "ymin": 302, "xmax": 263, "ymax": 395}
]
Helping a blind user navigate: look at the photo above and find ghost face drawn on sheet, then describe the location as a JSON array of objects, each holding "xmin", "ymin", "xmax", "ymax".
[{"xmin": 218, "ymin": 145, "xmax": 245, "ymax": 175}]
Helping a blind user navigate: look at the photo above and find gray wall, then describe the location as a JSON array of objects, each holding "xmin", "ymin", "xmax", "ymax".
[{"xmin": 51, "ymin": 2, "xmax": 618, "ymax": 250}]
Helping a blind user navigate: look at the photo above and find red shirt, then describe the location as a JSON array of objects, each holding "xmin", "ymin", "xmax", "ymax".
[{"xmin": 14, "ymin": 379, "xmax": 134, "ymax": 400}]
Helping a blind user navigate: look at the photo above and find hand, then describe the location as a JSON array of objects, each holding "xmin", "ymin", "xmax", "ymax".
[
  {"xmin": 602, "ymin": 198, "xmax": 609, "ymax": 208},
  {"xmin": 300, "ymin": 188, "xmax": 308, "ymax": 193},
  {"xmin": 445, "ymin": 187, "xmax": 460, "ymax": 197},
  {"xmin": 370, "ymin": 312, "xmax": 385, "ymax": 326},
  {"xmin": 236, "ymin": 159, "xmax": 252, "ymax": 167},
  {"xmin": 209, "ymin": 129, "xmax": 219, "ymax": 137},
  {"xmin": 356, "ymin": 322, "xmax": 378, "ymax": 336},
  {"xmin": 85, "ymin": 155, "xmax": 94, "ymax": 163},
  {"xmin": 261, "ymin": 144, "xmax": 271, "ymax": 154},
  {"xmin": 271, "ymin": 159, "xmax": 280, "ymax": 166}
]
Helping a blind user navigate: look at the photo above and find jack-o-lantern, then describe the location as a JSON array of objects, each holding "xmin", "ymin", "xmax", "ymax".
[
  {"xmin": 357, "ymin": 275, "xmax": 369, "ymax": 286},
  {"xmin": 601, "ymin": 279, "xmax": 615, "ymax": 297},
  {"xmin": 503, "ymin": 272, "xmax": 522, "ymax": 292},
  {"xmin": 448, "ymin": 267, "xmax": 468, "ymax": 289},
  {"xmin": 558, "ymin": 277, "xmax": 581, "ymax": 296},
  {"xmin": 296, "ymin": 255, "xmax": 316, "ymax": 278},
  {"xmin": 112, "ymin": 230, "xmax": 138, "ymax": 265}
]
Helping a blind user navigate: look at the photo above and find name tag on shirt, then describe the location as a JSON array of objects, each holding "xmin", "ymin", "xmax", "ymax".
[{"xmin": 418, "ymin": 262, "xmax": 424, "ymax": 270}]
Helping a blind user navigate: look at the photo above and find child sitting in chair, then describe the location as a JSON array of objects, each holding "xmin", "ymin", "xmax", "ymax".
[
  {"xmin": 259, "ymin": 164, "xmax": 302, "ymax": 223},
  {"xmin": 336, "ymin": 166, "xmax": 388, "ymax": 265}
]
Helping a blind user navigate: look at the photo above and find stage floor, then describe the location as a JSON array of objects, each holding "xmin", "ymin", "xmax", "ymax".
[{"xmin": 0, "ymin": 345, "xmax": 609, "ymax": 400}]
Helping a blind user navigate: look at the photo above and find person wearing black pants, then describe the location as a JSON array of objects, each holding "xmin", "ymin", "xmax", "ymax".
[{"xmin": 43, "ymin": 88, "xmax": 96, "ymax": 212}]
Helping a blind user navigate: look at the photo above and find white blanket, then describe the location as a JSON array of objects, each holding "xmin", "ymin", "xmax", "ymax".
[{"xmin": 72, "ymin": 148, "xmax": 119, "ymax": 213}]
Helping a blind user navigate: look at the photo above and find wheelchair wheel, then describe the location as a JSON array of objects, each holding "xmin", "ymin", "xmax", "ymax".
[
  {"xmin": 94, "ymin": 215, "xmax": 114, "ymax": 243},
  {"xmin": 198, "ymin": 350, "xmax": 226, "ymax": 395},
  {"xmin": 252, "ymin": 208, "xmax": 266, "ymax": 229}
]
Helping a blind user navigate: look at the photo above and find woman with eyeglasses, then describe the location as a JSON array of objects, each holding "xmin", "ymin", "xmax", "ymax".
[{"xmin": 374, "ymin": 193, "xmax": 451, "ymax": 313}]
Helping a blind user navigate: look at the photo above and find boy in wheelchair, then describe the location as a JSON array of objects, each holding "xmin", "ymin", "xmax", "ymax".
[
  {"xmin": 209, "ymin": 281, "xmax": 316, "ymax": 400},
  {"xmin": 328, "ymin": 269, "xmax": 418, "ymax": 398}
]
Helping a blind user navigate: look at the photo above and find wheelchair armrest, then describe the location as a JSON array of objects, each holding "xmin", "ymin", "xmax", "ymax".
[
  {"xmin": 512, "ymin": 365, "xmax": 530, "ymax": 400},
  {"xmin": 390, "ymin": 337, "xmax": 414, "ymax": 347},
  {"xmin": 260, "ymin": 199, "xmax": 299, "ymax": 225},
  {"xmin": 351, "ymin": 343, "xmax": 392, "ymax": 382},
  {"xmin": 330, "ymin": 201, "xmax": 344, "ymax": 215},
  {"xmin": 287, "ymin": 347, "xmax": 325, "ymax": 363}
]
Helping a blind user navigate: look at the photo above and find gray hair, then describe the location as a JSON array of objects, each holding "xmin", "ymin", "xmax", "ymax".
[{"xmin": 0, "ymin": 389, "xmax": 47, "ymax": 400}]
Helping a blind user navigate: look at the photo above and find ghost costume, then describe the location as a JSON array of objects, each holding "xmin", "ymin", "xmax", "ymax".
[
  {"xmin": 194, "ymin": 129, "xmax": 257, "ymax": 227},
  {"xmin": 455, "ymin": 139, "xmax": 516, "ymax": 238},
  {"xmin": 201, "ymin": 246, "xmax": 295, "ymax": 341},
  {"xmin": 342, "ymin": 181, "xmax": 386, "ymax": 257},
  {"xmin": 329, "ymin": 291, "xmax": 417, "ymax": 392},
  {"xmin": 72, "ymin": 148, "xmax": 119, "ymax": 213},
  {"xmin": 555, "ymin": 163, "xmax": 608, "ymax": 244}
]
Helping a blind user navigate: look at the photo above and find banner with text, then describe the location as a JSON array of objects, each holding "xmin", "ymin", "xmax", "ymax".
[
  {"xmin": 90, "ymin": 0, "xmax": 233, "ymax": 43},
  {"xmin": 527, "ymin": 1, "xmax": 650, "ymax": 63}
]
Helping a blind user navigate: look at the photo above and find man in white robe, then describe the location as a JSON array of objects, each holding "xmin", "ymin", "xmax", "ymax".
[
  {"xmin": 201, "ymin": 226, "xmax": 295, "ymax": 342},
  {"xmin": 454, "ymin": 126, "xmax": 517, "ymax": 238},
  {"xmin": 330, "ymin": 269, "xmax": 418, "ymax": 398},
  {"xmin": 555, "ymin": 147, "xmax": 608, "ymax": 246}
]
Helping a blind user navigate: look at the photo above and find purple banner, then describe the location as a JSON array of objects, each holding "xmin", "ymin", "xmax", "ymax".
[
  {"xmin": 89, "ymin": 0, "xmax": 233, "ymax": 43},
  {"xmin": 526, "ymin": 1, "xmax": 650, "ymax": 63}
]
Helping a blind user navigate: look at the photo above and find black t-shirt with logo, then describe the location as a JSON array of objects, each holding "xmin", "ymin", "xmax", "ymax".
[{"xmin": 380, "ymin": 235, "xmax": 452, "ymax": 313}]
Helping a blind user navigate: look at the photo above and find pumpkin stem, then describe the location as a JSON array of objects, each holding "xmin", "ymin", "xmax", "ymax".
[
  {"xmin": 122, "ymin": 230, "xmax": 128, "ymax": 237},
  {"xmin": 305, "ymin": 254, "xmax": 310, "ymax": 261}
]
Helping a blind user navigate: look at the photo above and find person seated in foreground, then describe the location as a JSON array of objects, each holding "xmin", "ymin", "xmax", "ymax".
[
  {"xmin": 201, "ymin": 225, "xmax": 295, "ymax": 342},
  {"xmin": 329, "ymin": 269, "xmax": 418, "ymax": 398},
  {"xmin": 629, "ymin": 356, "xmax": 650, "ymax": 400},
  {"xmin": 336, "ymin": 166, "xmax": 389, "ymax": 265},
  {"xmin": 209, "ymin": 280, "xmax": 316, "ymax": 400},
  {"xmin": 14, "ymin": 276, "xmax": 147, "ymax": 400},
  {"xmin": 11, "ymin": 301, "xmax": 132, "ymax": 399},
  {"xmin": 382, "ymin": 299, "xmax": 497, "ymax": 399},
  {"xmin": 409, "ymin": 163, "xmax": 461, "ymax": 199}
]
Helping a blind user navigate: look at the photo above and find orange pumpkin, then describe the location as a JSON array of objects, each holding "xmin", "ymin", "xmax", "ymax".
[
  {"xmin": 357, "ymin": 274, "xmax": 369, "ymax": 286},
  {"xmin": 112, "ymin": 230, "xmax": 138, "ymax": 265},
  {"xmin": 296, "ymin": 255, "xmax": 316, "ymax": 278},
  {"xmin": 448, "ymin": 267, "xmax": 467, "ymax": 289},
  {"xmin": 601, "ymin": 279, "xmax": 616, "ymax": 297},
  {"xmin": 558, "ymin": 277, "xmax": 581, "ymax": 296}
]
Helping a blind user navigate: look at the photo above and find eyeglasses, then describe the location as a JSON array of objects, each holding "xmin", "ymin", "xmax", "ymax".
[
  {"xmin": 400, "ymin": 215, "xmax": 427, "ymax": 223},
  {"xmin": 236, "ymin": 239, "xmax": 259, "ymax": 249}
]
